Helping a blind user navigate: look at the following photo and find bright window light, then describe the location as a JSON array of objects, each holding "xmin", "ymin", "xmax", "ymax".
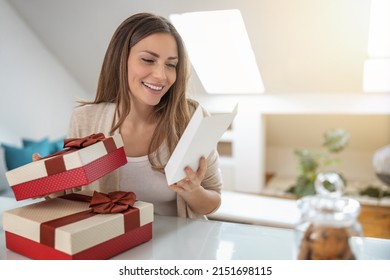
[
  {"xmin": 367, "ymin": 0, "xmax": 390, "ymax": 57},
  {"xmin": 363, "ymin": 58, "xmax": 390, "ymax": 92},
  {"xmin": 170, "ymin": 10, "xmax": 264, "ymax": 94},
  {"xmin": 364, "ymin": 0, "xmax": 390, "ymax": 92}
]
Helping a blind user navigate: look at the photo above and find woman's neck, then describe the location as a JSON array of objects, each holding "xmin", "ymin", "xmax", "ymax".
[
  {"xmin": 119, "ymin": 104, "xmax": 158, "ymax": 157},
  {"xmin": 120, "ymin": 99, "xmax": 157, "ymax": 126}
]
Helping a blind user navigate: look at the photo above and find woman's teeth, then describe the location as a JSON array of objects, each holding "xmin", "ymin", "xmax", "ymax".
[{"xmin": 143, "ymin": 82, "xmax": 162, "ymax": 91}]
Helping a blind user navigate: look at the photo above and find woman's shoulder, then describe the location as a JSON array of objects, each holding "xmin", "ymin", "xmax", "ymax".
[
  {"xmin": 73, "ymin": 102, "xmax": 116, "ymax": 116},
  {"xmin": 75, "ymin": 102, "xmax": 115, "ymax": 112},
  {"xmin": 68, "ymin": 102, "xmax": 116, "ymax": 137}
]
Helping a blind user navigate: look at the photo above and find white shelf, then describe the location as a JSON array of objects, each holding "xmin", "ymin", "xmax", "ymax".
[{"xmin": 263, "ymin": 176, "xmax": 390, "ymax": 207}]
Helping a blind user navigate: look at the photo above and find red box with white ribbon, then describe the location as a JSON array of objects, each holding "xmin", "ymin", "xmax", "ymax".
[
  {"xmin": 6, "ymin": 133, "xmax": 127, "ymax": 201},
  {"xmin": 3, "ymin": 191, "xmax": 153, "ymax": 260}
]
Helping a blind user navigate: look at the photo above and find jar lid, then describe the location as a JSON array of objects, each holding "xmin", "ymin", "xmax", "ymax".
[{"xmin": 297, "ymin": 172, "xmax": 361, "ymax": 227}]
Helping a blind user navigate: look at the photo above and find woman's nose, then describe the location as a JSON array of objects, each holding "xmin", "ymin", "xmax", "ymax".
[{"xmin": 152, "ymin": 64, "xmax": 167, "ymax": 80}]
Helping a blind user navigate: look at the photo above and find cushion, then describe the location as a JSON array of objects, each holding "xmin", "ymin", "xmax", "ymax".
[
  {"xmin": 2, "ymin": 138, "xmax": 53, "ymax": 170},
  {"xmin": 23, "ymin": 137, "xmax": 65, "ymax": 153},
  {"xmin": 0, "ymin": 146, "xmax": 10, "ymax": 192},
  {"xmin": 22, "ymin": 137, "xmax": 46, "ymax": 147},
  {"xmin": 51, "ymin": 137, "xmax": 66, "ymax": 153}
]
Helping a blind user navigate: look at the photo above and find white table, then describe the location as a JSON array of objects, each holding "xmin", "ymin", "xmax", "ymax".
[{"xmin": 1, "ymin": 214, "xmax": 389, "ymax": 260}]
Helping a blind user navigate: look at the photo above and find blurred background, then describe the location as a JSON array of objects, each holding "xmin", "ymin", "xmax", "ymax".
[{"xmin": 1, "ymin": 0, "xmax": 389, "ymax": 204}]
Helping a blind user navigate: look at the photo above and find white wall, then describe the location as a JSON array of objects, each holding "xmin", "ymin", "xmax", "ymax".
[{"xmin": 0, "ymin": 0, "xmax": 90, "ymax": 145}]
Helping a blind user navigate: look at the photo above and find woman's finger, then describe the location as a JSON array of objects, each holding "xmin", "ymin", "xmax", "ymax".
[{"xmin": 32, "ymin": 153, "xmax": 42, "ymax": 161}]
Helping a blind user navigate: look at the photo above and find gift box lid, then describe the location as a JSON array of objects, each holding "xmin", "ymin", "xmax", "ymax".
[{"xmin": 6, "ymin": 133, "xmax": 124, "ymax": 186}]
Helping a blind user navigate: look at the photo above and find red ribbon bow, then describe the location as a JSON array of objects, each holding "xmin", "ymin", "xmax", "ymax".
[
  {"xmin": 89, "ymin": 191, "xmax": 136, "ymax": 213},
  {"xmin": 41, "ymin": 133, "xmax": 107, "ymax": 160},
  {"xmin": 64, "ymin": 133, "xmax": 105, "ymax": 149}
]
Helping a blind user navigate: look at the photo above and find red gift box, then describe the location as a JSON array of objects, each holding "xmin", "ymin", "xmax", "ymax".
[
  {"xmin": 3, "ymin": 191, "xmax": 154, "ymax": 260},
  {"xmin": 6, "ymin": 133, "xmax": 127, "ymax": 201}
]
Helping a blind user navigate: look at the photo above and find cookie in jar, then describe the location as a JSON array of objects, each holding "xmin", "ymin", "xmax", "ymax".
[
  {"xmin": 295, "ymin": 172, "xmax": 364, "ymax": 260},
  {"xmin": 298, "ymin": 224, "xmax": 356, "ymax": 260}
]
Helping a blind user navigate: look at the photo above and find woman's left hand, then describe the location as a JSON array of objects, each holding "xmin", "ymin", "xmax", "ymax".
[{"xmin": 169, "ymin": 156, "xmax": 207, "ymax": 194}]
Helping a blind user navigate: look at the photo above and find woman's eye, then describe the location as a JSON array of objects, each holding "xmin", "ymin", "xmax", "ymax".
[
  {"xmin": 166, "ymin": 63, "xmax": 177, "ymax": 69},
  {"xmin": 142, "ymin": 58, "xmax": 154, "ymax": 63}
]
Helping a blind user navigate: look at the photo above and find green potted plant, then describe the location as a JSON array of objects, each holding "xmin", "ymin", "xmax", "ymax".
[{"xmin": 287, "ymin": 128, "xmax": 350, "ymax": 198}]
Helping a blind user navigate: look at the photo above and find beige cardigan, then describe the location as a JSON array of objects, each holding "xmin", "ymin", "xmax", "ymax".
[{"xmin": 66, "ymin": 102, "xmax": 222, "ymax": 219}]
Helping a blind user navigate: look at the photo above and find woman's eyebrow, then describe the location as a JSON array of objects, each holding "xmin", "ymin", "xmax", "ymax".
[{"xmin": 142, "ymin": 50, "xmax": 178, "ymax": 60}]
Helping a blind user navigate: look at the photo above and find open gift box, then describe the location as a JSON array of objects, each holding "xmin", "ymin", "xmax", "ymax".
[
  {"xmin": 2, "ymin": 190, "xmax": 153, "ymax": 260},
  {"xmin": 5, "ymin": 133, "xmax": 127, "ymax": 201}
]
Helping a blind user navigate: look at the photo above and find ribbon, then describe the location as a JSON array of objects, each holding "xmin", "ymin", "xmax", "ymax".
[
  {"xmin": 63, "ymin": 133, "xmax": 105, "ymax": 149},
  {"xmin": 89, "ymin": 191, "xmax": 136, "ymax": 213},
  {"xmin": 40, "ymin": 191, "xmax": 140, "ymax": 249},
  {"xmin": 42, "ymin": 133, "xmax": 106, "ymax": 160},
  {"xmin": 41, "ymin": 133, "xmax": 118, "ymax": 176}
]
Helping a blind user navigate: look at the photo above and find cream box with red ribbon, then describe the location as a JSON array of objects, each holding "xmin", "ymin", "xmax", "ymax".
[
  {"xmin": 6, "ymin": 133, "xmax": 127, "ymax": 201},
  {"xmin": 2, "ymin": 190, "xmax": 154, "ymax": 260}
]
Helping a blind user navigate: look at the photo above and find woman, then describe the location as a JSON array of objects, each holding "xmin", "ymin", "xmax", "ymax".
[{"xmin": 67, "ymin": 13, "xmax": 222, "ymax": 219}]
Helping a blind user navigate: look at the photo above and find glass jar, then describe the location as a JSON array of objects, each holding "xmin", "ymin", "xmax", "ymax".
[{"xmin": 295, "ymin": 172, "xmax": 364, "ymax": 260}]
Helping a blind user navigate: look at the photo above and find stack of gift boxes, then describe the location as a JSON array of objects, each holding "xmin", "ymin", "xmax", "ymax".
[{"xmin": 2, "ymin": 133, "xmax": 154, "ymax": 260}]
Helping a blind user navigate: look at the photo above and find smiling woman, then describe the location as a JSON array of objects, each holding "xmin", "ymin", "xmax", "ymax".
[{"xmin": 46, "ymin": 12, "xmax": 223, "ymax": 220}]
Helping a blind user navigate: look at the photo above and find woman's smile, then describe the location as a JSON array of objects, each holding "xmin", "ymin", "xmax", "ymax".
[{"xmin": 142, "ymin": 81, "xmax": 164, "ymax": 92}]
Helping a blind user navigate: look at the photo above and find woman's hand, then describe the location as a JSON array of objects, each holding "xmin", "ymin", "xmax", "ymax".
[
  {"xmin": 32, "ymin": 153, "xmax": 42, "ymax": 161},
  {"xmin": 168, "ymin": 156, "xmax": 221, "ymax": 215},
  {"xmin": 168, "ymin": 156, "xmax": 207, "ymax": 194}
]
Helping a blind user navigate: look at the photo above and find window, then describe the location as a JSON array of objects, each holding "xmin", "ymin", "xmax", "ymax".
[
  {"xmin": 170, "ymin": 9, "xmax": 264, "ymax": 94},
  {"xmin": 363, "ymin": 0, "xmax": 390, "ymax": 92}
]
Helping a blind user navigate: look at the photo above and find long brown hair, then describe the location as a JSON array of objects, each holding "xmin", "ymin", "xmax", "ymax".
[{"xmin": 84, "ymin": 13, "xmax": 194, "ymax": 171}]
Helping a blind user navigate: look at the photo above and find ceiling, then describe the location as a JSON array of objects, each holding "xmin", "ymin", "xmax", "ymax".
[{"xmin": 7, "ymin": 0, "xmax": 372, "ymax": 96}]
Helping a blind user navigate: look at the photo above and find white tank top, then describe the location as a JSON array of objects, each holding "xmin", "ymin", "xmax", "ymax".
[{"xmin": 118, "ymin": 153, "xmax": 177, "ymax": 216}]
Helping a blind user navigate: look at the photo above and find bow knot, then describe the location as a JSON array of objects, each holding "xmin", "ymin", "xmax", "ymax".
[
  {"xmin": 64, "ymin": 133, "xmax": 105, "ymax": 149},
  {"xmin": 89, "ymin": 191, "xmax": 136, "ymax": 213},
  {"xmin": 41, "ymin": 133, "xmax": 107, "ymax": 160}
]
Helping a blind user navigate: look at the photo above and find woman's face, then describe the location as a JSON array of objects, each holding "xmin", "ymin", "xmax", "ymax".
[{"xmin": 127, "ymin": 33, "xmax": 178, "ymax": 107}]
